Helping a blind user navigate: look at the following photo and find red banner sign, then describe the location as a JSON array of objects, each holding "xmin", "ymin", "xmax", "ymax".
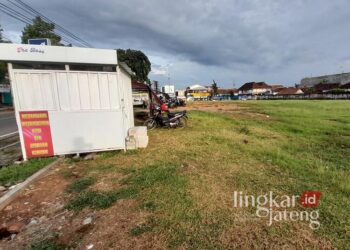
[{"xmin": 19, "ymin": 111, "xmax": 54, "ymax": 158}]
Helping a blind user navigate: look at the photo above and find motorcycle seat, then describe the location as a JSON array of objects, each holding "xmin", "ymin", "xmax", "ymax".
[{"xmin": 167, "ymin": 110, "xmax": 187, "ymax": 118}]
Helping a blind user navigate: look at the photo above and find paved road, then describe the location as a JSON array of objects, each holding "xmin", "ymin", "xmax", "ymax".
[{"xmin": 0, "ymin": 111, "xmax": 18, "ymax": 136}]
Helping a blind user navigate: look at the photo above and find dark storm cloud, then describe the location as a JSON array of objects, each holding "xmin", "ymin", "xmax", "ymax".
[
  {"xmin": 1, "ymin": 0, "xmax": 350, "ymax": 86},
  {"xmin": 1, "ymin": 0, "xmax": 286, "ymax": 66}
]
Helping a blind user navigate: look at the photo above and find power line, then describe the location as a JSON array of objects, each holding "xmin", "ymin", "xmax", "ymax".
[
  {"xmin": 0, "ymin": 3, "xmax": 32, "ymax": 23},
  {"xmin": 6, "ymin": 0, "xmax": 89, "ymax": 47},
  {"xmin": 10, "ymin": 0, "xmax": 91, "ymax": 47},
  {"xmin": 0, "ymin": 6, "xmax": 71, "ymax": 43},
  {"xmin": 0, "ymin": 5, "xmax": 31, "ymax": 25},
  {"xmin": 7, "ymin": 0, "xmax": 83, "ymax": 45},
  {"xmin": 10, "ymin": 0, "xmax": 93, "ymax": 47},
  {"xmin": 6, "ymin": 0, "xmax": 39, "ymax": 18},
  {"xmin": 0, "ymin": 2, "xmax": 86, "ymax": 46},
  {"xmin": 0, "ymin": 6, "xmax": 78, "ymax": 46}
]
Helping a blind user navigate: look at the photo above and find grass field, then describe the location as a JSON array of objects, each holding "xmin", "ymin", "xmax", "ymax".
[
  {"xmin": 0, "ymin": 157, "xmax": 55, "ymax": 186},
  {"xmin": 4, "ymin": 100, "xmax": 350, "ymax": 249}
]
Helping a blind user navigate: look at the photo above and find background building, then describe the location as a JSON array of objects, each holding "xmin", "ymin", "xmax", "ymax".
[
  {"xmin": 276, "ymin": 87, "xmax": 304, "ymax": 95},
  {"xmin": 0, "ymin": 83, "xmax": 12, "ymax": 106},
  {"xmin": 186, "ymin": 84, "xmax": 211, "ymax": 100},
  {"xmin": 176, "ymin": 89, "xmax": 186, "ymax": 100},
  {"xmin": 162, "ymin": 85, "xmax": 175, "ymax": 97},
  {"xmin": 214, "ymin": 88, "xmax": 238, "ymax": 100},
  {"xmin": 238, "ymin": 82, "xmax": 271, "ymax": 95},
  {"xmin": 300, "ymin": 72, "xmax": 350, "ymax": 88},
  {"xmin": 132, "ymin": 81, "xmax": 150, "ymax": 107}
]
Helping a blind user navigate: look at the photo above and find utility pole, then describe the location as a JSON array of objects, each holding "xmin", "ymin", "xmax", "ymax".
[
  {"xmin": 167, "ymin": 64, "xmax": 170, "ymax": 85},
  {"xmin": 155, "ymin": 81, "xmax": 159, "ymax": 93}
]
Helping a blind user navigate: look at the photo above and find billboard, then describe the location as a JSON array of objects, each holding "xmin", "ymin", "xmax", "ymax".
[
  {"xmin": 19, "ymin": 111, "xmax": 54, "ymax": 158},
  {"xmin": 28, "ymin": 38, "xmax": 51, "ymax": 46}
]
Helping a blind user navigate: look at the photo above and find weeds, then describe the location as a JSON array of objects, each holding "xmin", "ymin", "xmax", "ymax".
[
  {"xmin": 0, "ymin": 157, "xmax": 55, "ymax": 186},
  {"xmin": 87, "ymin": 164, "xmax": 114, "ymax": 173},
  {"xmin": 98, "ymin": 150, "xmax": 119, "ymax": 159},
  {"xmin": 237, "ymin": 125, "xmax": 250, "ymax": 135},
  {"xmin": 139, "ymin": 201, "xmax": 156, "ymax": 211},
  {"xmin": 65, "ymin": 187, "xmax": 138, "ymax": 211},
  {"xmin": 130, "ymin": 223, "xmax": 153, "ymax": 236},
  {"xmin": 65, "ymin": 177, "xmax": 96, "ymax": 193},
  {"xmin": 30, "ymin": 239, "xmax": 65, "ymax": 250},
  {"xmin": 54, "ymin": 101, "xmax": 350, "ymax": 248},
  {"xmin": 59, "ymin": 170, "xmax": 75, "ymax": 178}
]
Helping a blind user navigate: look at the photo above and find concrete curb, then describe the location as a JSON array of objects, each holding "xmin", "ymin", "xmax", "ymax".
[
  {"xmin": 0, "ymin": 158, "xmax": 62, "ymax": 211},
  {"xmin": 0, "ymin": 107, "xmax": 14, "ymax": 112}
]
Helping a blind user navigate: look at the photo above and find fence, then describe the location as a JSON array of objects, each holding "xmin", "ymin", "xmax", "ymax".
[{"xmin": 257, "ymin": 93, "xmax": 350, "ymax": 100}]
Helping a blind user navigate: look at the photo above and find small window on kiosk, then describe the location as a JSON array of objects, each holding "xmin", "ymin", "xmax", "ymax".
[
  {"xmin": 69, "ymin": 64, "xmax": 116, "ymax": 72},
  {"xmin": 12, "ymin": 63, "xmax": 65, "ymax": 70}
]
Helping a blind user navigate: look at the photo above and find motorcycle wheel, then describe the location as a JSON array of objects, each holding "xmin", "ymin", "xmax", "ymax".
[
  {"xmin": 177, "ymin": 117, "xmax": 187, "ymax": 129},
  {"xmin": 144, "ymin": 118, "xmax": 157, "ymax": 130}
]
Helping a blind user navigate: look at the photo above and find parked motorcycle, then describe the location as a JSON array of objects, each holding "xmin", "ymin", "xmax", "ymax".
[
  {"xmin": 167, "ymin": 110, "xmax": 188, "ymax": 120},
  {"xmin": 144, "ymin": 107, "xmax": 187, "ymax": 130}
]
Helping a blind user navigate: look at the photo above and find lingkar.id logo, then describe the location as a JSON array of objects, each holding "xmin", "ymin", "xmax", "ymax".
[{"xmin": 233, "ymin": 191, "xmax": 321, "ymax": 229}]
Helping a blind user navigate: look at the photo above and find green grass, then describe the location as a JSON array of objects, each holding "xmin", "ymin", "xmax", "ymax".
[
  {"xmin": 98, "ymin": 150, "xmax": 121, "ymax": 159},
  {"xmin": 121, "ymin": 164, "xmax": 208, "ymax": 247},
  {"xmin": 87, "ymin": 164, "xmax": 114, "ymax": 173},
  {"xmin": 0, "ymin": 157, "xmax": 56, "ymax": 186},
  {"xmin": 134, "ymin": 101, "xmax": 349, "ymax": 248},
  {"xmin": 65, "ymin": 177, "xmax": 96, "ymax": 193},
  {"xmin": 30, "ymin": 239, "xmax": 65, "ymax": 250},
  {"xmin": 233, "ymin": 101, "xmax": 350, "ymax": 246},
  {"xmin": 65, "ymin": 187, "xmax": 138, "ymax": 211},
  {"xmin": 58, "ymin": 100, "xmax": 349, "ymax": 248},
  {"xmin": 59, "ymin": 170, "xmax": 75, "ymax": 178},
  {"xmin": 130, "ymin": 218, "xmax": 156, "ymax": 236}
]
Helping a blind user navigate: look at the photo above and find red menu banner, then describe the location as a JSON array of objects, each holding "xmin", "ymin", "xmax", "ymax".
[{"xmin": 19, "ymin": 111, "xmax": 54, "ymax": 158}]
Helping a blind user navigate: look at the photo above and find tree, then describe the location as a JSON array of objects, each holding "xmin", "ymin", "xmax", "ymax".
[
  {"xmin": 212, "ymin": 80, "xmax": 218, "ymax": 96},
  {"xmin": 21, "ymin": 16, "xmax": 61, "ymax": 45},
  {"xmin": 0, "ymin": 25, "xmax": 11, "ymax": 43},
  {"xmin": 117, "ymin": 49, "xmax": 151, "ymax": 83}
]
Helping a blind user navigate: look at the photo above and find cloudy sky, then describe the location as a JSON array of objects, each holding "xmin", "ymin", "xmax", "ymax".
[{"xmin": 1, "ymin": 0, "xmax": 350, "ymax": 88}]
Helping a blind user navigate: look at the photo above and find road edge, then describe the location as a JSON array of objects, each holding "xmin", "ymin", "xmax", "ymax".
[{"xmin": 0, "ymin": 158, "xmax": 62, "ymax": 211}]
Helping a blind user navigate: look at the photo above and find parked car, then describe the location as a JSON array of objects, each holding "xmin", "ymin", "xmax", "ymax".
[
  {"xmin": 133, "ymin": 97, "xmax": 147, "ymax": 108},
  {"xmin": 212, "ymin": 96, "xmax": 223, "ymax": 101}
]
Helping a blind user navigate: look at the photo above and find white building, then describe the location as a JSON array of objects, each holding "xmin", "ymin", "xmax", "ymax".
[
  {"xmin": 187, "ymin": 84, "xmax": 211, "ymax": 100},
  {"xmin": 162, "ymin": 84, "xmax": 175, "ymax": 97},
  {"xmin": 0, "ymin": 43, "xmax": 144, "ymax": 160},
  {"xmin": 176, "ymin": 89, "xmax": 186, "ymax": 100}
]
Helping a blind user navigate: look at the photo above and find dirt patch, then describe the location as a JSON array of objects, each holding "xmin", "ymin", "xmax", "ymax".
[
  {"xmin": 181, "ymin": 102, "xmax": 273, "ymax": 121},
  {"xmin": 133, "ymin": 101, "xmax": 268, "ymax": 123},
  {"xmin": 220, "ymin": 220, "xmax": 333, "ymax": 249},
  {"xmin": 0, "ymin": 159, "xmax": 160, "ymax": 249},
  {"xmin": 71, "ymin": 199, "xmax": 162, "ymax": 249},
  {"xmin": 184, "ymin": 102, "xmax": 245, "ymax": 112},
  {"xmin": 0, "ymin": 164, "xmax": 69, "ymax": 248}
]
